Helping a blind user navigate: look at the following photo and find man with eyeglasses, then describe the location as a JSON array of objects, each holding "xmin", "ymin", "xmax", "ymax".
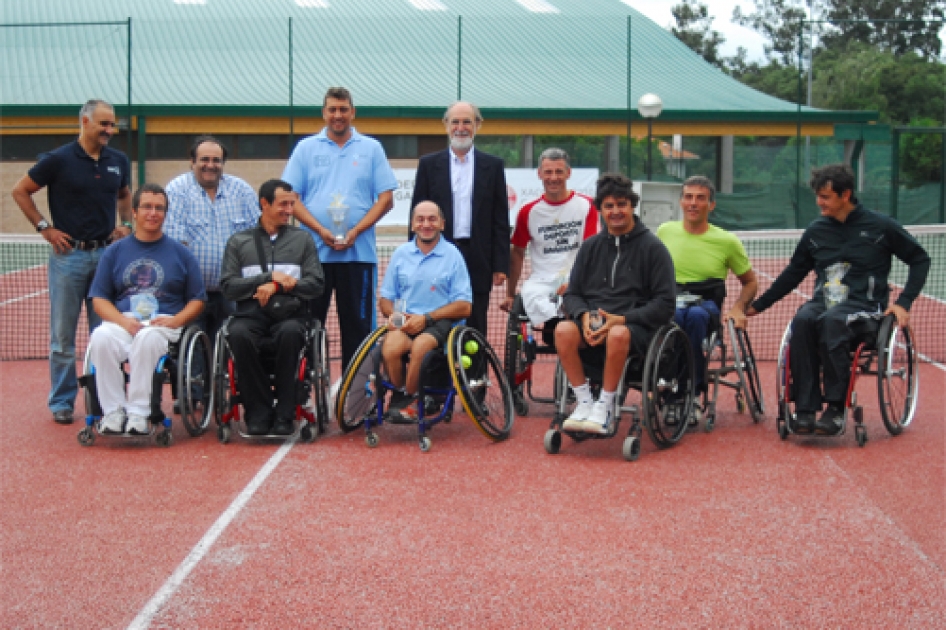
[
  {"xmin": 166, "ymin": 135, "xmax": 270, "ymax": 342},
  {"xmin": 11, "ymin": 98, "xmax": 133, "ymax": 425},
  {"xmin": 411, "ymin": 101, "xmax": 510, "ymax": 338},
  {"xmin": 87, "ymin": 184, "xmax": 206, "ymax": 435}
]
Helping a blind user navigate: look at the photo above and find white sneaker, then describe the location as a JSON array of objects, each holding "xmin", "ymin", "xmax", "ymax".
[
  {"xmin": 562, "ymin": 399, "xmax": 594, "ymax": 432},
  {"xmin": 583, "ymin": 400, "xmax": 612, "ymax": 434},
  {"xmin": 99, "ymin": 409, "xmax": 126, "ymax": 434},
  {"xmin": 126, "ymin": 413, "xmax": 149, "ymax": 435}
]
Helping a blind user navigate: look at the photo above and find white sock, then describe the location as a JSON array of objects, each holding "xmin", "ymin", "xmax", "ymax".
[
  {"xmin": 598, "ymin": 390, "xmax": 616, "ymax": 409},
  {"xmin": 571, "ymin": 382, "xmax": 593, "ymax": 405}
]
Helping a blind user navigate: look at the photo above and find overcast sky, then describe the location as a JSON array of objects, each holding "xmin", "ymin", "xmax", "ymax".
[{"xmin": 625, "ymin": 0, "xmax": 946, "ymax": 62}]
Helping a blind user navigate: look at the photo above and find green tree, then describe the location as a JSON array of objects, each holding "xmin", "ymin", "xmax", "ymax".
[
  {"xmin": 670, "ymin": 0, "xmax": 727, "ymax": 68},
  {"xmin": 731, "ymin": 0, "xmax": 810, "ymax": 64},
  {"xmin": 901, "ymin": 118, "xmax": 944, "ymax": 185},
  {"xmin": 822, "ymin": 0, "xmax": 945, "ymax": 58}
]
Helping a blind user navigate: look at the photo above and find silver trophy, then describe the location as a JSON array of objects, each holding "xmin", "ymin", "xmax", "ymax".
[{"xmin": 327, "ymin": 193, "xmax": 349, "ymax": 245}]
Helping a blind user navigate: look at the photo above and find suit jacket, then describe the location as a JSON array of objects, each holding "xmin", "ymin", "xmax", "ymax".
[{"xmin": 410, "ymin": 148, "xmax": 511, "ymax": 294}]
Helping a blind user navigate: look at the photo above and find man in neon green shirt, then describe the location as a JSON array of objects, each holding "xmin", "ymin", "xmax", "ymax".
[{"xmin": 657, "ymin": 176, "xmax": 757, "ymax": 422}]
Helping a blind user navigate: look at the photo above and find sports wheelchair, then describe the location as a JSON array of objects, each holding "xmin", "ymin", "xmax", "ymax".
[
  {"xmin": 335, "ymin": 324, "xmax": 514, "ymax": 452},
  {"xmin": 776, "ymin": 313, "xmax": 918, "ymax": 447},
  {"xmin": 676, "ymin": 279, "xmax": 764, "ymax": 432},
  {"xmin": 77, "ymin": 323, "xmax": 212, "ymax": 447},
  {"xmin": 504, "ymin": 295, "xmax": 567, "ymax": 416},
  {"xmin": 212, "ymin": 315, "xmax": 330, "ymax": 443},
  {"xmin": 543, "ymin": 321, "xmax": 696, "ymax": 462}
]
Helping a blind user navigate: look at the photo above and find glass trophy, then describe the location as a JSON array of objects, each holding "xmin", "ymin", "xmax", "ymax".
[
  {"xmin": 390, "ymin": 299, "xmax": 406, "ymax": 328},
  {"xmin": 131, "ymin": 294, "xmax": 158, "ymax": 325},
  {"xmin": 327, "ymin": 193, "xmax": 349, "ymax": 245}
]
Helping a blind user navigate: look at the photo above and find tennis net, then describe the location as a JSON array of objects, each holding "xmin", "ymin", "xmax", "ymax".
[{"xmin": 1, "ymin": 227, "xmax": 944, "ymax": 364}]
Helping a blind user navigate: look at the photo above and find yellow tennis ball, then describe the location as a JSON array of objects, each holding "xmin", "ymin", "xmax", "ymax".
[
  {"xmin": 461, "ymin": 355, "xmax": 472, "ymax": 369},
  {"xmin": 464, "ymin": 340, "xmax": 479, "ymax": 355}
]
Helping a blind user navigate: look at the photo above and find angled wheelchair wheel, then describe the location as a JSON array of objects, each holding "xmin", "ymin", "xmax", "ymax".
[
  {"xmin": 178, "ymin": 326, "xmax": 212, "ymax": 437},
  {"xmin": 211, "ymin": 329, "xmax": 233, "ymax": 428},
  {"xmin": 309, "ymin": 320, "xmax": 331, "ymax": 429},
  {"xmin": 642, "ymin": 324, "xmax": 695, "ymax": 448},
  {"xmin": 448, "ymin": 326, "xmax": 514, "ymax": 441},
  {"xmin": 335, "ymin": 326, "xmax": 387, "ymax": 433},
  {"xmin": 81, "ymin": 344, "xmax": 102, "ymax": 419},
  {"xmin": 877, "ymin": 317, "xmax": 918, "ymax": 436},
  {"xmin": 729, "ymin": 320, "xmax": 764, "ymax": 423},
  {"xmin": 775, "ymin": 324, "xmax": 793, "ymax": 437},
  {"xmin": 504, "ymin": 297, "xmax": 530, "ymax": 417}
]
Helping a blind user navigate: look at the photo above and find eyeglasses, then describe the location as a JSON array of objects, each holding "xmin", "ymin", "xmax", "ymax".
[
  {"xmin": 196, "ymin": 157, "xmax": 224, "ymax": 165},
  {"xmin": 448, "ymin": 118, "xmax": 475, "ymax": 127},
  {"xmin": 137, "ymin": 204, "xmax": 167, "ymax": 213}
]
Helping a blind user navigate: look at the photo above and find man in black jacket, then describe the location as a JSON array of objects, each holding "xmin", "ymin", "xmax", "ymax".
[
  {"xmin": 748, "ymin": 164, "xmax": 930, "ymax": 435},
  {"xmin": 556, "ymin": 173, "xmax": 676, "ymax": 434},
  {"xmin": 220, "ymin": 179, "xmax": 325, "ymax": 435}
]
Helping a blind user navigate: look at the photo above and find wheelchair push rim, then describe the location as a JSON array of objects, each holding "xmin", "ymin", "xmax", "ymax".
[
  {"xmin": 877, "ymin": 319, "xmax": 919, "ymax": 435},
  {"xmin": 729, "ymin": 319, "xmax": 765, "ymax": 423},
  {"xmin": 642, "ymin": 324, "xmax": 695, "ymax": 448},
  {"xmin": 448, "ymin": 326, "xmax": 515, "ymax": 442},
  {"xmin": 178, "ymin": 326, "xmax": 212, "ymax": 437},
  {"xmin": 335, "ymin": 326, "xmax": 388, "ymax": 433}
]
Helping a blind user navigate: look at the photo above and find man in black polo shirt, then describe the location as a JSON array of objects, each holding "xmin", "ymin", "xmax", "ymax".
[{"xmin": 11, "ymin": 98, "xmax": 133, "ymax": 425}]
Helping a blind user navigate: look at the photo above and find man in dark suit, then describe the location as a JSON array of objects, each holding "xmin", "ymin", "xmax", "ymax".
[{"xmin": 410, "ymin": 101, "xmax": 510, "ymax": 337}]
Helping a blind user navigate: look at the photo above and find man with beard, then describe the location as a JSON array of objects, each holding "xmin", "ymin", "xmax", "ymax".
[
  {"xmin": 11, "ymin": 98, "xmax": 133, "ymax": 425},
  {"xmin": 410, "ymin": 101, "xmax": 510, "ymax": 338},
  {"xmin": 378, "ymin": 201, "xmax": 472, "ymax": 422}
]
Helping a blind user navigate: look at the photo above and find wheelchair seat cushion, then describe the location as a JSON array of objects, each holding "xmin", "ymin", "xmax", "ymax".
[{"xmin": 677, "ymin": 279, "xmax": 727, "ymax": 310}]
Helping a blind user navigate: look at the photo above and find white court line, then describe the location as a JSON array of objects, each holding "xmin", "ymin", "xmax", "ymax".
[
  {"xmin": 0, "ymin": 288, "xmax": 48, "ymax": 307},
  {"xmin": 127, "ymin": 438, "xmax": 296, "ymax": 630}
]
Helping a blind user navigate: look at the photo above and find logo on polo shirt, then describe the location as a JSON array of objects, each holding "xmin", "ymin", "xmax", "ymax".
[{"xmin": 107, "ymin": 166, "xmax": 121, "ymax": 176}]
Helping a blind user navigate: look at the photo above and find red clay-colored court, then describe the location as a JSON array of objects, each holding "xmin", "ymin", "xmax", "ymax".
[{"xmin": 2, "ymin": 359, "xmax": 944, "ymax": 628}]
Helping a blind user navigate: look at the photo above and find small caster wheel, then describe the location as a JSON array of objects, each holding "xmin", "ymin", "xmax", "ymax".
[
  {"xmin": 443, "ymin": 411, "xmax": 452, "ymax": 424},
  {"xmin": 77, "ymin": 427, "xmax": 95, "ymax": 447},
  {"xmin": 365, "ymin": 432, "xmax": 379, "ymax": 448},
  {"xmin": 543, "ymin": 429, "xmax": 562, "ymax": 455},
  {"xmin": 622, "ymin": 435, "xmax": 640, "ymax": 462},
  {"xmin": 299, "ymin": 423, "xmax": 318, "ymax": 443},
  {"xmin": 217, "ymin": 425, "xmax": 231, "ymax": 444},
  {"xmin": 514, "ymin": 396, "xmax": 529, "ymax": 417},
  {"xmin": 778, "ymin": 418, "xmax": 789, "ymax": 440},
  {"xmin": 704, "ymin": 416, "xmax": 715, "ymax": 433},
  {"xmin": 736, "ymin": 394, "xmax": 746, "ymax": 414},
  {"xmin": 419, "ymin": 436, "xmax": 432, "ymax": 453},
  {"xmin": 853, "ymin": 406, "xmax": 864, "ymax": 424},
  {"xmin": 855, "ymin": 426, "xmax": 867, "ymax": 448},
  {"xmin": 156, "ymin": 430, "xmax": 172, "ymax": 448}
]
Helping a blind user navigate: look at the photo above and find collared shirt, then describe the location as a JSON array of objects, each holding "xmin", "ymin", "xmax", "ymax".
[
  {"xmin": 449, "ymin": 147, "xmax": 474, "ymax": 239},
  {"xmin": 165, "ymin": 172, "xmax": 260, "ymax": 291},
  {"xmin": 28, "ymin": 140, "xmax": 130, "ymax": 241},
  {"xmin": 380, "ymin": 236, "xmax": 473, "ymax": 315},
  {"xmin": 282, "ymin": 127, "xmax": 397, "ymax": 264}
]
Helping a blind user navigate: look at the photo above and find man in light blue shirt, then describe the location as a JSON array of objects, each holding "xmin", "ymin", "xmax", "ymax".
[
  {"xmin": 283, "ymin": 87, "xmax": 397, "ymax": 370},
  {"xmin": 165, "ymin": 135, "xmax": 260, "ymax": 342},
  {"xmin": 379, "ymin": 201, "xmax": 472, "ymax": 422}
]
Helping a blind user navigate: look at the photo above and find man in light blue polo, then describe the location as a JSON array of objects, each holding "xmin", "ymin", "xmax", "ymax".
[
  {"xmin": 283, "ymin": 86, "xmax": 397, "ymax": 371},
  {"xmin": 378, "ymin": 201, "xmax": 472, "ymax": 422}
]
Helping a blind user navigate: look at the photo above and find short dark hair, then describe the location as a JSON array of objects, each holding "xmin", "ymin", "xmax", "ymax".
[
  {"xmin": 259, "ymin": 179, "xmax": 293, "ymax": 206},
  {"xmin": 323, "ymin": 87, "xmax": 353, "ymax": 108},
  {"xmin": 189, "ymin": 134, "xmax": 228, "ymax": 162},
  {"xmin": 681, "ymin": 175, "xmax": 716, "ymax": 202},
  {"xmin": 594, "ymin": 173, "xmax": 639, "ymax": 210},
  {"xmin": 810, "ymin": 163, "xmax": 857, "ymax": 203},
  {"xmin": 132, "ymin": 183, "xmax": 168, "ymax": 210}
]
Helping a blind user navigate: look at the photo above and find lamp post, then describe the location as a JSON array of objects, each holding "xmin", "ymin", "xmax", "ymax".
[{"xmin": 637, "ymin": 93, "xmax": 663, "ymax": 181}]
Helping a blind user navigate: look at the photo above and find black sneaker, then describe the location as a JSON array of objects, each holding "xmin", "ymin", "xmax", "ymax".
[
  {"xmin": 815, "ymin": 405, "xmax": 844, "ymax": 435},
  {"xmin": 52, "ymin": 409, "xmax": 74, "ymax": 425},
  {"xmin": 245, "ymin": 412, "xmax": 272, "ymax": 436},
  {"xmin": 792, "ymin": 411, "xmax": 816, "ymax": 434},
  {"xmin": 386, "ymin": 389, "xmax": 418, "ymax": 423},
  {"xmin": 272, "ymin": 417, "xmax": 295, "ymax": 436}
]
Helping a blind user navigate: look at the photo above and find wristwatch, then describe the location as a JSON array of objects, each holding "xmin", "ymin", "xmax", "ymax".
[
  {"xmin": 121, "ymin": 221, "xmax": 133, "ymax": 230},
  {"xmin": 35, "ymin": 219, "xmax": 50, "ymax": 232}
]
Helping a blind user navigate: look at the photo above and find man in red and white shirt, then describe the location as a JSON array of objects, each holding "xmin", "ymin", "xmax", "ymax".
[{"xmin": 501, "ymin": 148, "xmax": 598, "ymax": 327}]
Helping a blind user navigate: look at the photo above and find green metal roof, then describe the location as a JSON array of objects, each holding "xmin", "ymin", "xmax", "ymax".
[{"xmin": 1, "ymin": 0, "xmax": 875, "ymax": 123}]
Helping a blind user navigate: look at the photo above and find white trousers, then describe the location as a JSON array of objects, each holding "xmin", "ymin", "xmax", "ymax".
[
  {"xmin": 521, "ymin": 277, "xmax": 564, "ymax": 327},
  {"xmin": 88, "ymin": 320, "xmax": 181, "ymax": 416}
]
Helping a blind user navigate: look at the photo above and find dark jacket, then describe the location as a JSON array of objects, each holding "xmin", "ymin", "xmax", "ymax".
[
  {"xmin": 409, "ymin": 148, "xmax": 510, "ymax": 293},
  {"xmin": 752, "ymin": 205, "xmax": 930, "ymax": 313},
  {"xmin": 563, "ymin": 217, "xmax": 676, "ymax": 332},
  {"xmin": 220, "ymin": 223, "xmax": 325, "ymax": 307}
]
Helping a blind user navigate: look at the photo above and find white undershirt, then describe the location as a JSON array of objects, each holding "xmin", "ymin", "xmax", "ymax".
[{"xmin": 450, "ymin": 147, "xmax": 474, "ymax": 239}]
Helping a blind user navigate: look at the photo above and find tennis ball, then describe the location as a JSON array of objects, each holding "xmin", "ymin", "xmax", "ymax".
[
  {"xmin": 461, "ymin": 355, "xmax": 472, "ymax": 369},
  {"xmin": 464, "ymin": 340, "xmax": 479, "ymax": 355}
]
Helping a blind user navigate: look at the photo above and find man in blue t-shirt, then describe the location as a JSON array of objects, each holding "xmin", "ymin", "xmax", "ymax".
[
  {"xmin": 11, "ymin": 99, "xmax": 133, "ymax": 425},
  {"xmin": 87, "ymin": 184, "xmax": 206, "ymax": 435},
  {"xmin": 282, "ymin": 86, "xmax": 397, "ymax": 372},
  {"xmin": 379, "ymin": 201, "xmax": 473, "ymax": 422}
]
